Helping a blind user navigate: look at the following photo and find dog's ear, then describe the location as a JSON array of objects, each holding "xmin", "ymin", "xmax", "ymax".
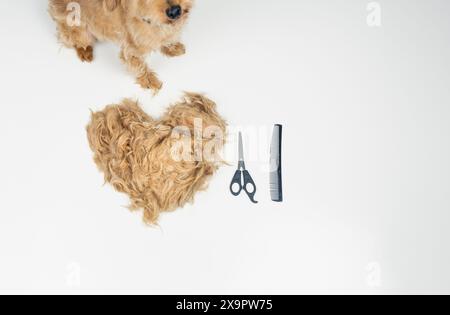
[{"xmin": 104, "ymin": 0, "xmax": 120, "ymax": 11}]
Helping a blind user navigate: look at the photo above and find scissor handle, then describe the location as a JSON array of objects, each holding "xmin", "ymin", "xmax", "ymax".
[
  {"xmin": 230, "ymin": 170, "xmax": 243, "ymax": 196},
  {"xmin": 230, "ymin": 170, "xmax": 258, "ymax": 203},
  {"xmin": 242, "ymin": 170, "xmax": 258, "ymax": 204}
]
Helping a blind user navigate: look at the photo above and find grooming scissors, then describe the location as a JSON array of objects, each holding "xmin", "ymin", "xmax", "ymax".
[{"xmin": 230, "ymin": 132, "xmax": 258, "ymax": 203}]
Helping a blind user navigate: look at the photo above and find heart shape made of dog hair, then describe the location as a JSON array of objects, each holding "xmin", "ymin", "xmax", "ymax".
[{"xmin": 87, "ymin": 93, "xmax": 227, "ymax": 225}]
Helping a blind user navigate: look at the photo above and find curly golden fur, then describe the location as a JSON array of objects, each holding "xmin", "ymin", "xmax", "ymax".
[
  {"xmin": 86, "ymin": 93, "xmax": 227, "ymax": 225},
  {"xmin": 49, "ymin": 0, "xmax": 194, "ymax": 93}
]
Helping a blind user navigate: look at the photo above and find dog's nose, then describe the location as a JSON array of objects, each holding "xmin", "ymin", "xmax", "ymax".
[{"xmin": 166, "ymin": 5, "xmax": 182, "ymax": 20}]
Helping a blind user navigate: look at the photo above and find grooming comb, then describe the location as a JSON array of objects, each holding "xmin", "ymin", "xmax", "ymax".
[{"xmin": 270, "ymin": 125, "xmax": 283, "ymax": 202}]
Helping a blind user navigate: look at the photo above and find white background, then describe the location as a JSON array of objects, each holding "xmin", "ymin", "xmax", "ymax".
[{"xmin": 0, "ymin": 0, "xmax": 449, "ymax": 294}]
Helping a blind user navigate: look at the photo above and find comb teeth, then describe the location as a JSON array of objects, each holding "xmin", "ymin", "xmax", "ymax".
[
  {"xmin": 270, "ymin": 172, "xmax": 282, "ymax": 201},
  {"xmin": 270, "ymin": 125, "xmax": 283, "ymax": 202}
]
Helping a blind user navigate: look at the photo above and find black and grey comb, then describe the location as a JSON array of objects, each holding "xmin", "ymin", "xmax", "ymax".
[{"xmin": 270, "ymin": 125, "xmax": 283, "ymax": 202}]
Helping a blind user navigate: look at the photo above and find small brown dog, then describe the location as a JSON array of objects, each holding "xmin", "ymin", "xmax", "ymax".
[
  {"xmin": 87, "ymin": 93, "xmax": 227, "ymax": 225},
  {"xmin": 49, "ymin": 0, "xmax": 194, "ymax": 93}
]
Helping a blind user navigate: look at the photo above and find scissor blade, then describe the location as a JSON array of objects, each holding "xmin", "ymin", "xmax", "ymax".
[{"xmin": 238, "ymin": 132, "xmax": 244, "ymax": 162}]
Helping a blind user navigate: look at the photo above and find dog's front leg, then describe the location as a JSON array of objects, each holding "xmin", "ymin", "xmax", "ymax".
[
  {"xmin": 120, "ymin": 48, "xmax": 162, "ymax": 94},
  {"xmin": 161, "ymin": 42, "xmax": 186, "ymax": 57}
]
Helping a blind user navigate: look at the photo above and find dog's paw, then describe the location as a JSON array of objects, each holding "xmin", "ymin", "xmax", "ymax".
[
  {"xmin": 137, "ymin": 72, "xmax": 163, "ymax": 94},
  {"xmin": 161, "ymin": 43, "xmax": 186, "ymax": 57},
  {"xmin": 76, "ymin": 46, "xmax": 94, "ymax": 63}
]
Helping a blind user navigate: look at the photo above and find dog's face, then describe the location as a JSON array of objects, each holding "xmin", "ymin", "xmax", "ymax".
[{"xmin": 112, "ymin": 0, "xmax": 194, "ymax": 26}]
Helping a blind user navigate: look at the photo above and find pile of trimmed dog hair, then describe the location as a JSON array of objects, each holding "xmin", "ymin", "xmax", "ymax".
[{"xmin": 87, "ymin": 93, "xmax": 226, "ymax": 225}]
